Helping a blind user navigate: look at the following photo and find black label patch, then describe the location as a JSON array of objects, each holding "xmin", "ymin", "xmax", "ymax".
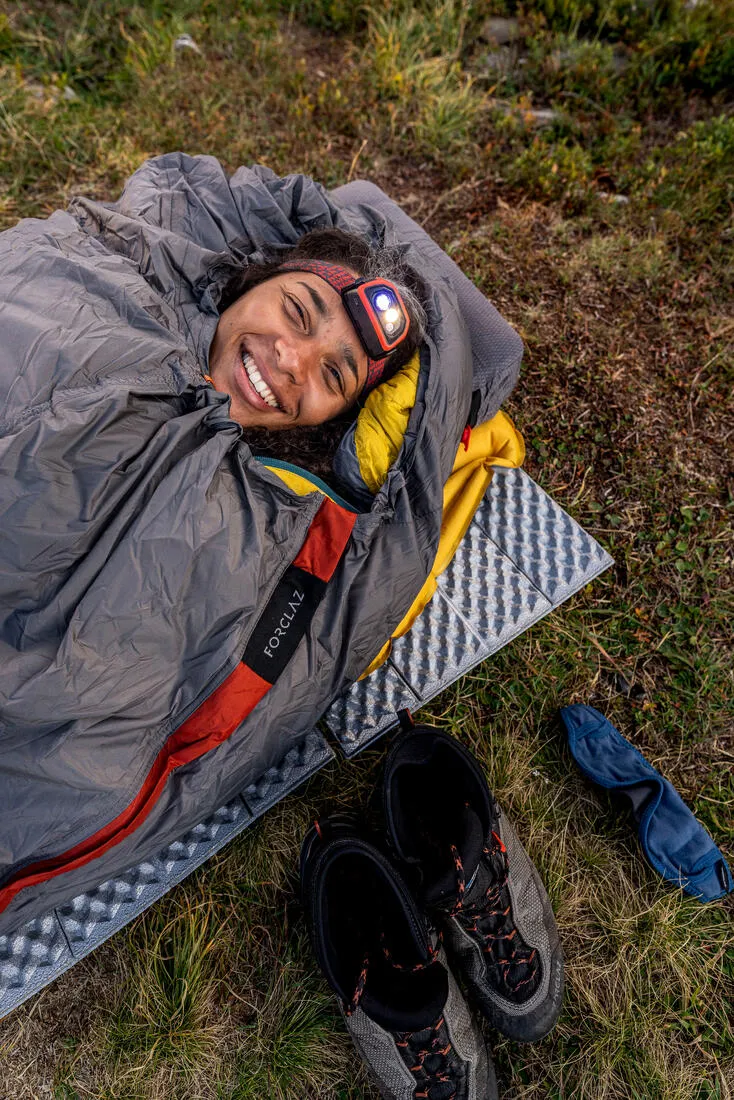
[{"xmin": 243, "ymin": 565, "xmax": 325, "ymax": 682}]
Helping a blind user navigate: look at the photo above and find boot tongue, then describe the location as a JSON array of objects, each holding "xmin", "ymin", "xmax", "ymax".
[{"xmin": 423, "ymin": 805, "xmax": 485, "ymax": 909}]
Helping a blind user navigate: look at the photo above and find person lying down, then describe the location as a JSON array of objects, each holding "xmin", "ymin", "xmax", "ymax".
[{"xmin": 0, "ymin": 152, "xmax": 524, "ymax": 936}]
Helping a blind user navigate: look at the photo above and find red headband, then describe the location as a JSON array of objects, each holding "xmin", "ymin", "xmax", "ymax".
[{"xmin": 278, "ymin": 259, "xmax": 397, "ymax": 392}]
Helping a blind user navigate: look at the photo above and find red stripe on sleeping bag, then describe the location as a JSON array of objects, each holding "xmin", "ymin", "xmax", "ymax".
[
  {"xmin": 0, "ymin": 497, "xmax": 356, "ymax": 918},
  {"xmin": 293, "ymin": 497, "xmax": 356, "ymax": 581},
  {"xmin": 0, "ymin": 663, "xmax": 270, "ymax": 915}
]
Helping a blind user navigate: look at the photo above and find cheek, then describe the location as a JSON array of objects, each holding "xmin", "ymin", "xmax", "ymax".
[
  {"xmin": 224, "ymin": 298, "xmax": 251, "ymax": 334},
  {"xmin": 298, "ymin": 383, "xmax": 347, "ymax": 427}
]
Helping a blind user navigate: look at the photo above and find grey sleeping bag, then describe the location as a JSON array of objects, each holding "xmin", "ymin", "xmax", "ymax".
[{"xmin": 0, "ymin": 153, "xmax": 519, "ymax": 934}]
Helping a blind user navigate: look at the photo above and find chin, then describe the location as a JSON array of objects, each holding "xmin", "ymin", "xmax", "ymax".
[{"xmin": 233, "ymin": 406, "xmax": 286, "ymax": 430}]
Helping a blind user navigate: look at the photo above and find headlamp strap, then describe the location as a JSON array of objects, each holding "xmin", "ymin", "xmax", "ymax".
[{"xmin": 279, "ymin": 258, "xmax": 357, "ymax": 294}]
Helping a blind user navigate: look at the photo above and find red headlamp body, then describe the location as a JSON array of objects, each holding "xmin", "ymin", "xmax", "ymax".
[{"xmin": 341, "ymin": 279, "xmax": 409, "ymax": 357}]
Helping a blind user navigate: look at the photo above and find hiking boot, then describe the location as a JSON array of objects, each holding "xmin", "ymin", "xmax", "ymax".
[
  {"xmin": 383, "ymin": 726, "xmax": 563, "ymax": 1043},
  {"xmin": 300, "ymin": 816, "xmax": 499, "ymax": 1100}
]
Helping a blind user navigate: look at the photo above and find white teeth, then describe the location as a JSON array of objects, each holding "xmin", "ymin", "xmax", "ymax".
[{"xmin": 242, "ymin": 352, "xmax": 279, "ymax": 408}]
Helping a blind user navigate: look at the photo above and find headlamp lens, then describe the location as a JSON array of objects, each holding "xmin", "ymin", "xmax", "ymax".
[{"xmin": 374, "ymin": 291, "xmax": 392, "ymax": 311}]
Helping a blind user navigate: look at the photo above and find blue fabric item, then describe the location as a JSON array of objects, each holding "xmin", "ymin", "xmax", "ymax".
[{"xmin": 560, "ymin": 705, "xmax": 733, "ymax": 903}]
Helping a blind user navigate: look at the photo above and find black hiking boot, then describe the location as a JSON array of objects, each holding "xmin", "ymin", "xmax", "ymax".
[
  {"xmin": 300, "ymin": 816, "xmax": 499, "ymax": 1099},
  {"xmin": 383, "ymin": 727, "xmax": 564, "ymax": 1043}
]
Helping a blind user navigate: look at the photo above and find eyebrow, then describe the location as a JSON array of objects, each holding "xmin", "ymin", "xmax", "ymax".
[
  {"xmin": 297, "ymin": 280, "xmax": 361, "ymax": 392},
  {"xmin": 298, "ymin": 281, "xmax": 329, "ymax": 320},
  {"xmin": 340, "ymin": 343, "xmax": 359, "ymax": 390}
]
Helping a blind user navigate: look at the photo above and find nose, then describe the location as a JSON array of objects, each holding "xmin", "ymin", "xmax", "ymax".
[{"xmin": 275, "ymin": 333, "xmax": 312, "ymax": 386}]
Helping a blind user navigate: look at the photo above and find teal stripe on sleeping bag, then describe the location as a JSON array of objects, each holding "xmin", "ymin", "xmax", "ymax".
[{"xmin": 253, "ymin": 456, "xmax": 358, "ymax": 513}]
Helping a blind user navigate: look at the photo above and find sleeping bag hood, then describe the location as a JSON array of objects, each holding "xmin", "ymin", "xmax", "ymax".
[{"xmin": 0, "ymin": 153, "xmax": 507, "ymax": 933}]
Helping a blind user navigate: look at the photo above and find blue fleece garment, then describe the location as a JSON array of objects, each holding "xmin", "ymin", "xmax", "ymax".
[{"xmin": 560, "ymin": 704, "xmax": 733, "ymax": 903}]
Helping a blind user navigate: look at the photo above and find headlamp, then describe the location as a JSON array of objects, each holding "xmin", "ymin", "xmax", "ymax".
[{"xmin": 341, "ymin": 279, "xmax": 410, "ymax": 360}]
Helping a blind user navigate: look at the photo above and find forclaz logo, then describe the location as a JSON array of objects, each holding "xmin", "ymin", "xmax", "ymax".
[
  {"xmin": 244, "ymin": 565, "xmax": 324, "ymax": 682},
  {"xmin": 262, "ymin": 586, "xmax": 305, "ymax": 659}
]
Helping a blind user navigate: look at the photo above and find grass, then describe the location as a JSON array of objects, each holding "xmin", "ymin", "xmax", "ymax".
[
  {"xmin": 104, "ymin": 897, "xmax": 228, "ymax": 1080},
  {"xmin": 228, "ymin": 936, "xmax": 352, "ymax": 1100},
  {"xmin": 0, "ymin": 0, "xmax": 732, "ymax": 1096}
]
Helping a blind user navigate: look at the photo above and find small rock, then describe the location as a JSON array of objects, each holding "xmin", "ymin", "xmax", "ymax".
[
  {"xmin": 479, "ymin": 17, "xmax": 520, "ymax": 46},
  {"xmin": 547, "ymin": 47, "xmax": 576, "ymax": 71},
  {"xmin": 526, "ymin": 107, "xmax": 558, "ymax": 128},
  {"xmin": 598, "ymin": 191, "xmax": 630, "ymax": 204},
  {"xmin": 481, "ymin": 49, "xmax": 515, "ymax": 77},
  {"xmin": 62, "ymin": 85, "xmax": 78, "ymax": 101},
  {"xmin": 614, "ymin": 672, "xmax": 633, "ymax": 696},
  {"xmin": 173, "ymin": 33, "xmax": 201, "ymax": 53},
  {"xmin": 24, "ymin": 81, "xmax": 46, "ymax": 102},
  {"xmin": 612, "ymin": 48, "xmax": 630, "ymax": 75},
  {"xmin": 614, "ymin": 672, "xmax": 646, "ymax": 701}
]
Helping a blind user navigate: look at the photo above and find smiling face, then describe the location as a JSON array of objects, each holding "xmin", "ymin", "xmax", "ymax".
[{"xmin": 208, "ymin": 270, "xmax": 369, "ymax": 429}]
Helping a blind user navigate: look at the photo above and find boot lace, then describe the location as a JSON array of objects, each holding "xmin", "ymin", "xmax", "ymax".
[
  {"xmin": 395, "ymin": 1014, "xmax": 457, "ymax": 1100},
  {"xmin": 344, "ymin": 934, "xmax": 441, "ymax": 1015},
  {"xmin": 449, "ymin": 831, "xmax": 541, "ymax": 1000},
  {"xmin": 345, "ymin": 941, "xmax": 457, "ymax": 1099}
]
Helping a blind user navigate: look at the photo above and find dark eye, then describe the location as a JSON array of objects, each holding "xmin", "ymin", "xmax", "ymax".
[
  {"xmin": 286, "ymin": 293, "xmax": 308, "ymax": 331},
  {"xmin": 326, "ymin": 362, "xmax": 344, "ymax": 397}
]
